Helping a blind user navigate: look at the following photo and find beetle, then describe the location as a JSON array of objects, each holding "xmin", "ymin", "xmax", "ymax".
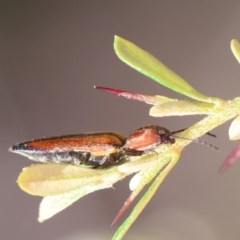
[
  {"xmin": 9, "ymin": 132, "xmax": 126, "ymax": 167},
  {"xmin": 10, "ymin": 125, "xmax": 218, "ymax": 167},
  {"xmin": 9, "ymin": 126, "xmax": 175, "ymax": 167}
]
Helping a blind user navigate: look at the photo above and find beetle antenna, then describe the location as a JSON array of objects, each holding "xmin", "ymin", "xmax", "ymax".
[
  {"xmin": 171, "ymin": 128, "xmax": 217, "ymax": 138},
  {"xmin": 173, "ymin": 135, "xmax": 220, "ymax": 151}
]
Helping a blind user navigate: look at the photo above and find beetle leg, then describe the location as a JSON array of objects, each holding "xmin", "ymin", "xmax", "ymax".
[
  {"xmin": 98, "ymin": 154, "xmax": 110, "ymax": 166},
  {"xmin": 69, "ymin": 151, "xmax": 91, "ymax": 165},
  {"xmin": 122, "ymin": 148, "xmax": 145, "ymax": 156}
]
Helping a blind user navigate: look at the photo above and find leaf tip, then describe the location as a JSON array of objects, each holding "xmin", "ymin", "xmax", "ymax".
[{"xmin": 114, "ymin": 35, "xmax": 121, "ymax": 47}]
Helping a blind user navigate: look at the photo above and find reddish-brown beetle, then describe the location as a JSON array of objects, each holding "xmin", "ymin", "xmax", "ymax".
[{"xmin": 10, "ymin": 125, "xmax": 218, "ymax": 167}]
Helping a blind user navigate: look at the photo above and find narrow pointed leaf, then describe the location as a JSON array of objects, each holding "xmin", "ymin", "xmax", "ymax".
[
  {"xmin": 231, "ymin": 39, "xmax": 240, "ymax": 64},
  {"xmin": 95, "ymin": 86, "xmax": 174, "ymax": 105},
  {"xmin": 114, "ymin": 36, "xmax": 222, "ymax": 104},
  {"xmin": 111, "ymin": 162, "xmax": 164, "ymax": 226},
  {"xmin": 229, "ymin": 115, "xmax": 240, "ymax": 140},
  {"xmin": 150, "ymin": 100, "xmax": 215, "ymax": 117},
  {"xmin": 112, "ymin": 153, "xmax": 180, "ymax": 240}
]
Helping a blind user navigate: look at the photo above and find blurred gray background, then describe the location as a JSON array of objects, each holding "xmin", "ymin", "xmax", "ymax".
[{"xmin": 1, "ymin": 1, "xmax": 240, "ymax": 240}]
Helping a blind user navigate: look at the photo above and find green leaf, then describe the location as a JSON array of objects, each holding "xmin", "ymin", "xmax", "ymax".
[
  {"xmin": 17, "ymin": 164, "xmax": 130, "ymax": 196},
  {"xmin": 114, "ymin": 36, "xmax": 222, "ymax": 104},
  {"xmin": 150, "ymin": 100, "xmax": 215, "ymax": 117},
  {"xmin": 39, "ymin": 186, "xmax": 105, "ymax": 222}
]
